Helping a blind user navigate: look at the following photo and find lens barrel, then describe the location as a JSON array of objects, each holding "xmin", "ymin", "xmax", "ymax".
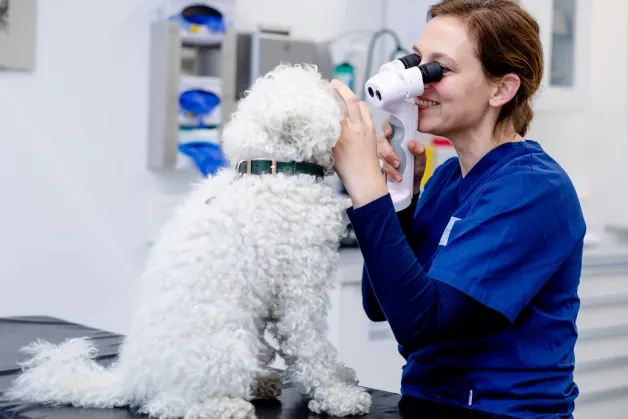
[
  {"xmin": 419, "ymin": 62, "xmax": 444, "ymax": 84},
  {"xmin": 398, "ymin": 53, "xmax": 421, "ymax": 69}
]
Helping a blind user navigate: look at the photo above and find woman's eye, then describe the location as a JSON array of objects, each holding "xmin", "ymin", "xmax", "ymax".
[{"xmin": 439, "ymin": 64, "xmax": 451, "ymax": 73}]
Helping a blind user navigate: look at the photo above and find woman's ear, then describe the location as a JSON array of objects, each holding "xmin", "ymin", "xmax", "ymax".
[{"xmin": 489, "ymin": 73, "xmax": 521, "ymax": 107}]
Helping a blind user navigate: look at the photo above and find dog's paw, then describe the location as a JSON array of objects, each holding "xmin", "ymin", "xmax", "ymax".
[
  {"xmin": 214, "ymin": 398, "xmax": 256, "ymax": 419},
  {"xmin": 252, "ymin": 370, "xmax": 283, "ymax": 399},
  {"xmin": 308, "ymin": 385, "xmax": 372, "ymax": 417},
  {"xmin": 335, "ymin": 364, "xmax": 359, "ymax": 386},
  {"xmin": 194, "ymin": 398, "xmax": 256, "ymax": 419},
  {"xmin": 138, "ymin": 396, "xmax": 256, "ymax": 419}
]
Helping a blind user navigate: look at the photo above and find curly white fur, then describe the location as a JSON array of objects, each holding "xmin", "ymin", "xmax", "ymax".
[{"xmin": 4, "ymin": 64, "xmax": 371, "ymax": 419}]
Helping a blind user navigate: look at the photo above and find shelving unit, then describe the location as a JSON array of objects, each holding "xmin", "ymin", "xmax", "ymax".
[{"xmin": 146, "ymin": 1, "xmax": 235, "ymax": 175}]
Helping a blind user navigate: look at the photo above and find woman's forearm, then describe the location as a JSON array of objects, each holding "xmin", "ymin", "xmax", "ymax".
[
  {"xmin": 361, "ymin": 268, "xmax": 387, "ymax": 322},
  {"xmin": 360, "ymin": 193, "xmax": 419, "ymax": 323}
]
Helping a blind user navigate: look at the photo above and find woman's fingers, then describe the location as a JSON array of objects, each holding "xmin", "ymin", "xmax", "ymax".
[
  {"xmin": 377, "ymin": 135, "xmax": 400, "ymax": 168},
  {"xmin": 377, "ymin": 135, "xmax": 401, "ymax": 182},
  {"xmin": 381, "ymin": 118, "xmax": 392, "ymax": 138},
  {"xmin": 358, "ymin": 101, "xmax": 374, "ymax": 128},
  {"xmin": 330, "ymin": 79, "xmax": 362, "ymax": 123},
  {"xmin": 409, "ymin": 140, "xmax": 427, "ymax": 173},
  {"xmin": 382, "ymin": 161, "xmax": 401, "ymax": 182},
  {"xmin": 409, "ymin": 140, "xmax": 426, "ymax": 156}
]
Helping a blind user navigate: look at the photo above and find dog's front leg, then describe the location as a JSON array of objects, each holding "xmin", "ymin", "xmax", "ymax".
[{"xmin": 273, "ymin": 285, "xmax": 372, "ymax": 417}]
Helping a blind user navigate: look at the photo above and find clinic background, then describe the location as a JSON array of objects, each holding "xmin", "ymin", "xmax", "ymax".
[{"xmin": 0, "ymin": 0, "xmax": 627, "ymax": 415}]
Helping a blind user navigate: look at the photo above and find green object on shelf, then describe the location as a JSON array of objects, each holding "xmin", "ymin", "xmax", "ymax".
[{"xmin": 334, "ymin": 62, "xmax": 355, "ymax": 92}]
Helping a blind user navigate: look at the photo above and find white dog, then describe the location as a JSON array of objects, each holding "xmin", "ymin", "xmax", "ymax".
[{"xmin": 4, "ymin": 64, "xmax": 372, "ymax": 419}]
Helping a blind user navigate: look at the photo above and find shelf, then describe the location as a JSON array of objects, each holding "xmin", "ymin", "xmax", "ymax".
[
  {"xmin": 147, "ymin": 15, "xmax": 226, "ymax": 172},
  {"xmin": 606, "ymin": 224, "xmax": 628, "ymax": 237},
  {"xmin": 181, "ymin": 32, "xmax": 225, "ymax": 46}
]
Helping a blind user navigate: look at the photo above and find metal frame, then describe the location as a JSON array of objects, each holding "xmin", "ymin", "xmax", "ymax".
[{"xmin": 146, "ymin": 20, "xmax": 182, "ymax": 171}]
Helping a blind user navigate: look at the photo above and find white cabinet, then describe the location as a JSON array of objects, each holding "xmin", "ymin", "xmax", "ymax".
[
  {"xmin": 519, "ymin": 0, "xmax": 592, "ymax": 111},
  {"xmin": 573, "ymin": 252, "xmax": 628, "ymax": 418},
  {"xmin": 327, "ymin": 249, "xmax": 405, "ymax": 394}
]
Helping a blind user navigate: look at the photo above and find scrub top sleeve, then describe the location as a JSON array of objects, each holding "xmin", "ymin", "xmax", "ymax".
[
  {"xmin": 428, "ymin": 172, "xmax": 584, "ymax": 323},
  {"xmin": 347, "ymin": 194, "xmax": 435, "ymax": 344},
  {"xmin": 397, "ymin": 192, "xmax": 420, "ymax": 243},
  {"xmin": 361, "ymin": 267, "xmax": 387, "ymax": 322},
  {"xmin": 359, "ymin": 192, "xmax": 420, "ymax": 322}
]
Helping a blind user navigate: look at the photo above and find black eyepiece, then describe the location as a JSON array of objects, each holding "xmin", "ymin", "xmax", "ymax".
[
  {"xmin": 398, "ymin": 53, "xmax": 421, "ymax": 69},
  {"xmin": 419, "ymin": 62, "xmax": 444, "ymax": 84}
]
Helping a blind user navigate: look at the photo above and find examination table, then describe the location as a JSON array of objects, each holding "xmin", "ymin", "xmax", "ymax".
[{"xmin": 0, "ymin": 316, "xmax": 515, "ymax": 418}]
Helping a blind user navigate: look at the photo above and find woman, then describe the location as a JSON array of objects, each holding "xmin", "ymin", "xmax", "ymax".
[{"xmin": 331, "ymin": 0, "xmax": 586, "ymax": 418}]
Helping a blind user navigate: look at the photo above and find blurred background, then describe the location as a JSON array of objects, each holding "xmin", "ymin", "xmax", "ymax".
[{"xmin": 0, "ymin": 0, "xmax": 626, "ymax": 417}]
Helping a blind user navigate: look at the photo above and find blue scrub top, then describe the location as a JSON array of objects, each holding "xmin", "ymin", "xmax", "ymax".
[{"xmin": 349, "ymin": 140, "xmax": 586, "ymax": 418}]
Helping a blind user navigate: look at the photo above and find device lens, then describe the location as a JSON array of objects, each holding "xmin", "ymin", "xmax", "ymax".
[
  {"xmin": 399, "ymin": 53, "xmax": 421, "ymax": 69},
  {"xmin": 419, "ymin": 62, "xmax": 444, "ymax": 84}
]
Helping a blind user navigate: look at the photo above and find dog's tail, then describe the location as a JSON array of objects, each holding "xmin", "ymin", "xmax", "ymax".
[{"xmin": 4, "ymin": 337, "xmax": 127, "ymax": 408}]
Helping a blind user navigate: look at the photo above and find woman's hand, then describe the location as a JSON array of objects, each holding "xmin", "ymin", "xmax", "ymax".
[
  {"xmin": 377, "ymin": 118, "xmax": 428, "ymax": 197},
  {"xmin": 330, "ymin": 79, "xmax": 388, "ymax": 209}
]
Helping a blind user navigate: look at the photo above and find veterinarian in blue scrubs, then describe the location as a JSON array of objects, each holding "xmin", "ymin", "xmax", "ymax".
[{"xmin": 331, "ymin": 1, "xmax": 586, "ymax": 418}]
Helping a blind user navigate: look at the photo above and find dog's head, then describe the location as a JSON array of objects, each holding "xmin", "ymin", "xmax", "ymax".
[{"xmin": 220, "ymin": 64, "xmax": 343, "ymax": 175}]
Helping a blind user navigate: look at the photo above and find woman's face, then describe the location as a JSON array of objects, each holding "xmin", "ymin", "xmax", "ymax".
[{"xmin": 413, "ymin": 16, "xmax": 493, "ymax": 138}]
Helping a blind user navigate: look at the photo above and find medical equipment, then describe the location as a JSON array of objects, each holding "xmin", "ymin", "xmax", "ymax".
[
  {"xmin": 219, "ymin": 27, "xmax": 335, "ymax": 128},
  {"xmin": 364, "ymin": 54, "xmax": 444, "ymax": 211},
  {"xmin": 178, "ymin": 140, "xmax": 227, "ymax": 176},
  {"xmin": 176, "ymin": 127, "xmax": 227, "ymax": 175},
  {"xmin": 178, "ymin": 75, "xmax": 222, "ymax": 128},
  {"xmin": 179, "ymin": 89, "xmax": 220, "ymax": 127},
  {"xmin": 165, "ymin": 0, "xmax": 235, "ymax": 45}
]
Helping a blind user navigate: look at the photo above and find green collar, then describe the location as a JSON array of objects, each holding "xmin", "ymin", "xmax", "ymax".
[{"xmin": 236, "ymin": 159, "xmax": 325, "ymax": 180}]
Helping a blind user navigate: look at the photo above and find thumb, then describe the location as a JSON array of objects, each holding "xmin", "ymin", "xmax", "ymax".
[{"xmin": 408, "ymin": 140, "xmax": 426, "ymax": 156}]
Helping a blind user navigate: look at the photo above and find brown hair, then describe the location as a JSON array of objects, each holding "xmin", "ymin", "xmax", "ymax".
[{"xmin": 428, "ymin": 0, "xmax": 544, "ymax": 137}]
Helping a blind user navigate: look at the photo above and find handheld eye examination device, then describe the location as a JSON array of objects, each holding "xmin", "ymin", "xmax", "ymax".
[{"xmin": 364, "ymin": 53, "xmax": 444, "ymax": 212}]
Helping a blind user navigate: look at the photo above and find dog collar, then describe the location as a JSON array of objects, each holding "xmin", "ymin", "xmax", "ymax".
[
  {"xmin": 236, "ymin": 159, "xmax": 325, "ymax": 180},
  {"xmin": 236, "ymin": 159, "xmax": 325, "ymax": 179}
]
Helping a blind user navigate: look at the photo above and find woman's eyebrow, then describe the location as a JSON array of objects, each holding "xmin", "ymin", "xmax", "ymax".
[{"xmin": 412, "ymin": 45, "xmax": 456, "ymax": 65}]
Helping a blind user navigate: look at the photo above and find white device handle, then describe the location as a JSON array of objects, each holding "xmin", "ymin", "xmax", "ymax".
[
  {"xmin": 364, "ymin": 62, "xmax": 438, "ymax": 212},
  {"xmin": 364, "ymin": 58, "xmax": 443, "ymax": 212},
  {"xmin": 385, "ymin": 99, "xmax": 418, "ymax": 212}
]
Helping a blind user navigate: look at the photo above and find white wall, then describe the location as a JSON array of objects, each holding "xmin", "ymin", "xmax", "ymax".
[
  {"xmin": 584, "ymin": 0, "xmax": 628, "ymax": 244},
  {"xmin": 233, "ymin": 0, "xmax": 383, "ymax": 41},
  {"xmin": 0, "ymin": 0, "xmax": 385, "ymax": 334},
  {"xmin": 0, "ymin": 0, "xmax": 162, "ymax": 333},
  {"xmin": 526, "ymin": 0, "xmax": 628, "ymax": 248}
]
